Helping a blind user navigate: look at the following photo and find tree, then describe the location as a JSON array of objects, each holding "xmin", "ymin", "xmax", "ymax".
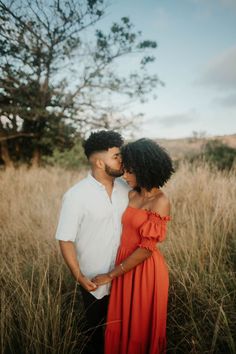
[{"xmin": 0, "ymin": 0, "xmax": 161, "ymax": 167}]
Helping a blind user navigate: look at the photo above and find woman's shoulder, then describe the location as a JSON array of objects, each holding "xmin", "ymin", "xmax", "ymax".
[
  {"xmin": 128, "ymin": 189, "xmax": 138, "ymax": 200},
  {"xmin": 151, "ymin": 192, "xmax": 170, "ymax": 217}
]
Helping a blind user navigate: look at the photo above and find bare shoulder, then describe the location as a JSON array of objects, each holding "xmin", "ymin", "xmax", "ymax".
[
  {"xmin": 128, "ymin": 189, "xmax": 138, "ymax": 201},
  {"xmin": 152, "ymin": 192, "xmax": 170, "ymax": 217}
]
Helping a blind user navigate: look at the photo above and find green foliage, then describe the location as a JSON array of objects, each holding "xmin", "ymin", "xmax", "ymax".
[
  {"xmin": 43, "ymin": 140, "xmax": 88, "ymax": 169},
  {"xmin": 0, "ymin": 0, "xmax": 160, "ymax": 167},
  {"xmin": 203, "ymin": 140, "xmax": 236, "ymax": 170}
]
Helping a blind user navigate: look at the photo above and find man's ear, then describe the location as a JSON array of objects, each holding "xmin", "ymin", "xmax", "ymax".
[{"xmin": 95, "ymin": 158, "xmax": 105, "ymax": 170}]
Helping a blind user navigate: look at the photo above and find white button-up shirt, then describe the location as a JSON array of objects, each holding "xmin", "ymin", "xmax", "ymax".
[{"xmin": 55, "ymin": 173, "xmax": 130, "ymax": 299}]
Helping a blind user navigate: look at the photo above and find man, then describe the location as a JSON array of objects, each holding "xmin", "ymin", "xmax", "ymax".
[{"xmin": 55, "ymin": 130, "xmax": 130, "ymax": 354}]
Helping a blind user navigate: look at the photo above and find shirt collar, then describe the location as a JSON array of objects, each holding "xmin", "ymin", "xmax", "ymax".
[
  {"xmin": 87, "ymin": 172, "xmax": 119, "ymax": 191},
  {"xmin": 87, "ymin": 172, "xmax": 105, "ymax": 189}
]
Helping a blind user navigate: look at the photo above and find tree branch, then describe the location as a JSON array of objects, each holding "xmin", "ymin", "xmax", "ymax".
[{"xmin": 0, "ymin": 132, "xmax": 37, "ymax": 142}]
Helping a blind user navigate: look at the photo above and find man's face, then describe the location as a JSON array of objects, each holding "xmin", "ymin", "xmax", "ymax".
[{"xmin": 103, "ymin": 147, "xmax": 123, "ymax": 177}]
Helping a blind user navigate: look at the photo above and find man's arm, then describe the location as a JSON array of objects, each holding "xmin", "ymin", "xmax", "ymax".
[{"xmin": 59, "ymin": 241, "xmax": 97, "ymax": 292}]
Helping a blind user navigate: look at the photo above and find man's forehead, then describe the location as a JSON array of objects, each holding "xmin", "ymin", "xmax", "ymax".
[
  {"xmin": 107, "ymin": 147, "xmax": 121, "ymax": 155},
  {"xmin": 92, "ymin": 147, "xmax": 120, "ymax": 159}
]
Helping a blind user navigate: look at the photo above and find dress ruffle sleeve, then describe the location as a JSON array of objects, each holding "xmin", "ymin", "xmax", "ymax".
[{"xmin": 138, "ymin": 211, "xmax": 171, "ymax": 251}]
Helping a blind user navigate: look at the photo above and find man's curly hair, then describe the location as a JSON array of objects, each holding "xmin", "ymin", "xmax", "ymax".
[
  {"xmin": 121, "ymin": 138, "xmax": 174, "ymax": 190},
  {"xmin": 83, "ymin": 130, "xmax": 124, "ymax": 159}
]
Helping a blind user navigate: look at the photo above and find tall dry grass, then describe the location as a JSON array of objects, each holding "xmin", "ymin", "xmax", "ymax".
[{"xmin": 0, "ymin": 163, "xmax": 236, "ymax": 353}]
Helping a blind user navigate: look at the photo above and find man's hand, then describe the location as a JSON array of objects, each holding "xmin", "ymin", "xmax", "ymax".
[
  {"xmin": 78, "ymin": 275, "xmax": 98, "ymax": 292},
  {"xmin": 92, "ymin": 273, "xmax": 112, "ymax": 286},
  {"xmin": 58, "ymin": 241, "xmax": 98, "ymax": 292}
]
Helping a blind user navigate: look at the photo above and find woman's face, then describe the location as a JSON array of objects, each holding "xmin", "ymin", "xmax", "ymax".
[{"xmin": 123, "ymin": 169, "xmax": 138, "ymax": 189}]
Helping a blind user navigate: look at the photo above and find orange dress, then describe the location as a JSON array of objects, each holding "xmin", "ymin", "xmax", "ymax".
[{"xmin": 105, "ymin": 206, "xmax": 170, "ymax": 354}]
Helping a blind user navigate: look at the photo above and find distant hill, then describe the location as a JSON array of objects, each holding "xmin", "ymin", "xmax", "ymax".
[{"xmin": 155, "ymin": 134, "xmax": 236, "ymax": 160}]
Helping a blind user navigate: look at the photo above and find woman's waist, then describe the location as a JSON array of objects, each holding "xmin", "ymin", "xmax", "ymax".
[
  {"xmin": 118, "ymin": 243, "xmax": 139, "ymax": 252},
  {"xmin": 117, "ymin": 242, "xmax": 164, "ymax": 256},
  {"xmin": 116, "ymin": 243, "xmax": 159, "ymax": 259},
  {"xmin": 115, "ymin": 244, "xmax": 136, "ymax": 262}
]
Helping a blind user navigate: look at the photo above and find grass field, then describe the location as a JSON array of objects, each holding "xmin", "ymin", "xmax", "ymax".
[{"xmin": 1, "ymin": 163, "xmax": 236, "ymax": 353}]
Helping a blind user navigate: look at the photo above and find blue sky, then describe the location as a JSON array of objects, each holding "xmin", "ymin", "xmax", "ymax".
[{"xmin": 100, "ymin": 0, "xmax": 236, "ymax": 138}]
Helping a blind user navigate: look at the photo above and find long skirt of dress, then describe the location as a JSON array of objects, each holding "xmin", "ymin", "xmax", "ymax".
[{"xmin": 105, "ymin": 247, "xmax": 169, "ymax": 354}]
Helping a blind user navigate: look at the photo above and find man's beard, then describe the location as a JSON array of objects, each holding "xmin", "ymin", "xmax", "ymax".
[{"xmin": 105, "ymin": 164, "xmax": 124, "ymax": 177}]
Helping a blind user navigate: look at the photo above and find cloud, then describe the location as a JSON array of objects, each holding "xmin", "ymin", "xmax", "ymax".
[
  {"xmin": 197, "ymin": 46, "xmax": 236, "ymax": 90},
  {"xmin": 147, "ymin": 110, "xmax": 197, "ymax": 127},
  {"xmin": 213, "ymin": 93, "xmax": 236, "ymax": 107}
]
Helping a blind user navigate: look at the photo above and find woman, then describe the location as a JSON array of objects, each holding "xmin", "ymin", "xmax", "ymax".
[{"xmin": 92, "ymin": 138, "xmax": 174, "ymax": 354}]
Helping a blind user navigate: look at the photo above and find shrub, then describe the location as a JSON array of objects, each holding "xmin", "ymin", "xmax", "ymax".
[
  {"xmin": 203, "ymin": 140, "xmax": 236, "ymax": 170},
  {"xmin": 184, "ymin": 140, "xmax": 236, "ymax": 171}
]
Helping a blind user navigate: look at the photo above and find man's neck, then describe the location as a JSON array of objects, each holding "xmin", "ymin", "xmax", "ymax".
[{"xmin": 91, "ymin": 169, "xmax": 114, "ymax": 187}]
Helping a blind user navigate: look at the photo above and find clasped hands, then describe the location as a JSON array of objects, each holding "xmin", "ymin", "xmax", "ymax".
[
  {"xmin": 92, "ymin": 273, "xmax": 112, "ymax": 286},
  {"xmin": 78, "ymin": 273, "xmax": 112, "ymax": 292}
]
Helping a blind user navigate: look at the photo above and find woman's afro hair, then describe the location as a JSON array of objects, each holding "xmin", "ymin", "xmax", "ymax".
[
  {"xmin": 121, "ymin": 138, "xmax": 174, "ymax": 190},
  {"xmin": 83, "ymin": 130, "xmax": 124, "ymax": 159}
]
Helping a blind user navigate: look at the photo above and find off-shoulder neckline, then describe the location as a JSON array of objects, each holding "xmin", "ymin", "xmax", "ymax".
[{"xmin": 127, "ymin": 205, "xmax": 170, "ymax": 220}]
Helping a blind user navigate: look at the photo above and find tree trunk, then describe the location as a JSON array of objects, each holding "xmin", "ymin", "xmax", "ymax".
[
  {"xmin": 31, "ymin": 146, "xmax": 41, "ymax": 167},
  {"xmin": 0, "ymin": 141, "xmax": 14, "ymax": 168}
]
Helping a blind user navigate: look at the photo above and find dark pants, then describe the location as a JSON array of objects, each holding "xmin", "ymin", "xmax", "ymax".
[{"xmin": 80, "ymin": 287, "xmax": 109, "ymax": 354}]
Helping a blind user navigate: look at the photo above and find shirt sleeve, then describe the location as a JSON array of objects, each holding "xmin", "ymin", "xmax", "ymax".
[
  {"xmin": 55, "ymin": 190, "xmax": 83, "ymax": 242},
  {"xmin": 138, "ymin": 212, "xmax": 170, "ymax": 252}
]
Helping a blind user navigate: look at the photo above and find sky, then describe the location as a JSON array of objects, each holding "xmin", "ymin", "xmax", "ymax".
[{"xmin": 100, "ymin": 0, "xmax": 236, "ymax": 139}]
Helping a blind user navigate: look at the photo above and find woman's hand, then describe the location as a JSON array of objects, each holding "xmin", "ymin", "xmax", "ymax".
[
  {"xmin": 91, "ymin": 273, "xmax": 112, "ymax": 286},
  {"xmin": 78, "ymin": 275, "xmax": 98, "ymax": 292}
]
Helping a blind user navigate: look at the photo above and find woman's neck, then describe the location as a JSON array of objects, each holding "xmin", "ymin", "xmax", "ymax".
[{"xmin": 140, "ymin": 187, "xmax": 161, "ymax": 199}]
